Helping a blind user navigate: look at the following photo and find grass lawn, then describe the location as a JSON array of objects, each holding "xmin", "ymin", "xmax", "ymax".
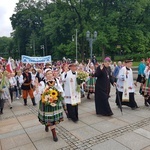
[{"xmin": 132, "ymin": 62, "xmax": 139, "ymax": 67}]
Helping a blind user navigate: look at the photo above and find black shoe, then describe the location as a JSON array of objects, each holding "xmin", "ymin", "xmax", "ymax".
[
  {"xmin": 131, "ymin": 107, "xmax": 137, "ymax": 110},
  {"xmin": 103, "ymin": 113, "xmax": 113, "ymax": 116},
  {"xmin": 53, "ymin": 136, "xmax": 58, "ymax": 142},
  {"xmin": 72, "ymin": 119, "xmax": 78, "ymax": 123},
  {"xmin": 10, "ymin": 106, "xmax": 12, "ymax": 109},
  {"xmin": 45, "ymin": 126, "xmax": 49, "ymax": 132}
]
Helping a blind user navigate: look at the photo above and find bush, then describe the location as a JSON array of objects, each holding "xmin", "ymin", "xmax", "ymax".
[{"xmin": 115, "ymin": 53, "xmax": 148, "ymax": 62}]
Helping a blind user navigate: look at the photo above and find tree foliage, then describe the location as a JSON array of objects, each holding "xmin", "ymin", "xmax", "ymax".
[{"xmin": 1, "ymin": 0, "xmax": 149, "ymax": 61}]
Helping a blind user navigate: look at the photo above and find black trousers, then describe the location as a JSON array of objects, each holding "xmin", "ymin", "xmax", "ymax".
[
  {"xmin": 66, "ymin": 104, "xmax": 78, "ymax": 121},
  {"xmin": 9, "ymin": 87, "xmax": 17, "ymax": 102},
  {"xmin": 116, "ymin": 91, "xmax": 138, "ymax": 108}
]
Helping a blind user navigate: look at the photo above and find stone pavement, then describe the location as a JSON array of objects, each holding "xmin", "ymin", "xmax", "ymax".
[{"xmin": 1, "ymin": 85, "xmax": 150, "ymax": 150}]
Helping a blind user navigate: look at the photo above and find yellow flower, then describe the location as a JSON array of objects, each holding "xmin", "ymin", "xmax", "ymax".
[
  {"xmin": 42, "ymin": 95, "xmax": 45, "ymax": 103},
  {"xmin": 41, "ymin": 86, "xmax": 63, "ymax": 106},
  {"xmin": 52, "ymin": 96, "xmax": 58, "ymax": 101},
  {"xmin": 51, "ymin": 90, "xmax": 58, "ymax": 97}
]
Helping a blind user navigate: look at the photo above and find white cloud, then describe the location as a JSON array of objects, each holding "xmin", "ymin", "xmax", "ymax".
[{"xmin": 0, "ymin": 0, "xmax": 19, "ymax": 37}]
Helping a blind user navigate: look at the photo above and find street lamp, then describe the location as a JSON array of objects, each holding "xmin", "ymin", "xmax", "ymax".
[
  {"xmin": 40, "ymin": 45, "xmax": 45, "ymax": 56},
  {"xmin": 86, "ymin": 31, "xmax": 97, "ymax": 60},
  {"xmin": 72, "ymin": 29, "xmax": 78, "ymax": 61}
]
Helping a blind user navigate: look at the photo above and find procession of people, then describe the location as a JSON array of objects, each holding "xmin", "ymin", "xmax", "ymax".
[{"xmin": 0, "ymin": 56, "xmax": 149, "ymax": 142}]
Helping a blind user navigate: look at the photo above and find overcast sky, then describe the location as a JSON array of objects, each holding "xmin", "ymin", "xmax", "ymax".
[{"xmin": 0, "ymin": 0, "xmax": 19, "ymax": 37}]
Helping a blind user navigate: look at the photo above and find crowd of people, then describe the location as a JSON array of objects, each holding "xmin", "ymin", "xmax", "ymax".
[{"xmin": 0, "ymin": 56, "xmax": 149, "ymax": 142}]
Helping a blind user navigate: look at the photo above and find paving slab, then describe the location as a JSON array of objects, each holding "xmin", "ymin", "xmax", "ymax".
[
  {"xmin": 134, "ymin": 128, "xmax": 150, "ymax": 139},
  {"xmin": 1, "ymin": 84, "xmax": 150, "ymax": 150},
  {"xmin": 26, "ymin": 125, "xmax": 52, "ymax": 142},
  {"xmin": 91, "ymin": 139, "xmax": 130, "ymax": 150},
  {"xmin": 142, "ymin": 146, "xmax": 150, "ymax": 150},
  {"xmin": 91, "ymin": 118, "xmax": 128, "ymax": 133},
  {"xmin": 0, "ymin": 123, "xmax": 23, "ymax": 135},
  {"xmin": 1, "ymin": 134, "xmax": 31, "ymax": 150},
  {"xmin": 117, "ymin": 112, "xmax": 145, "ymax": 123},
  {"xmin": 60, "ymin": 119, "xmax": 87, "ymax": 131},
  {"xmin": 70, "ymin": 126, "xmax": 101, "ymax": 140},
  {"xmin": 0, "ymin": 118, "xmax": 19, "ymax": 127},
  {"xmin": 19, "ymin": 118, "xmax": 41, "ymax": 128},
  {"xmin": 17, "ymin": 114, "xmax": 37, "ymax": 122},
  {"xmin": 9, "ymin": 143, "xmax": 36, "ymax": 150},
  {"xmin": 0, "ymin": 129, "xmax": 25, "ymax": 139},
  {"xmin": 80, "ymin": 114, "xmax": 104, "ymax": 125},
  {"xmin": 114, "ymin": 132, "xmax": 150, "ymax": 150},
  {"xmin": 34, "ymin": 137, "xmax": 68, "ymax": 150}
]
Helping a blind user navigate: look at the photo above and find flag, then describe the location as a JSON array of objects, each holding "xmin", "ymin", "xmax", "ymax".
[
  {"xmin": 0, "ymin": 57, "xmax": 5, "ymax": 62},
  {"xmin": 16, "ymin": 60, "xmax": 22, "ymax": 71},
  {"xmin": 6, "ymin": 57, "xmax": 13, "ymax": 73}
]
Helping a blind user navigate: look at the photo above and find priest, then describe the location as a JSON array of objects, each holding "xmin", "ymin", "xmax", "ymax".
[
  {"xmin": 116, "ymin": 59, "xmax": 139, "ymax": 109},
  {"xmin": 94, "ymin": 57, "xmax": 115, "ymax": 116},
  {"xmin": 63, "ymin": 62, "xmax": 81, "ymax": 122}
]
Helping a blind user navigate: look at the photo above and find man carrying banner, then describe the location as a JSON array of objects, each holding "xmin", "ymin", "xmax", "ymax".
[
  {"xmin": 116, "ymin": 59, "xmax": 139, "ymax": 110},
  {"xmin": 21, "ymin": 67, "xmax": 36, "ymax": 106}
]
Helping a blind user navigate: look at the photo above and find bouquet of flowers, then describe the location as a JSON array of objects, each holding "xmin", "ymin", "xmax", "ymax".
[
  {"xmin": 76, "ymin": 71, "xmax": 89, "ymax": 92},
  {"xmin": 41, "ymin": 87, "xmax": 64, "ymax": 107}
]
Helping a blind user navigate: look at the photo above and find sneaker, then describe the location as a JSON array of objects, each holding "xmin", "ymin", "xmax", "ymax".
[{"xmin": 16, "ymin": 97, "xmax": 19, "ymax": 100}]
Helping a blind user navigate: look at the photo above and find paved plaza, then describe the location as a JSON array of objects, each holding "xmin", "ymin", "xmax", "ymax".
[{"xmin": 1, "ymin": 85, "xmax": 150, "ymax": 150}]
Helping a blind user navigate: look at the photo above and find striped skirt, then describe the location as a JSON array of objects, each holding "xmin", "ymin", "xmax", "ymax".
[
  {"xmin": 85, "ymin": 77, "xmax": 96, "ymax": 93},
  {"xmin": 142, "ymin": 79, "xmax": 150, "ymax": 97},
  {"xmin": 38, "ymin": 100, "xmax": 64, "ymax": 126}
]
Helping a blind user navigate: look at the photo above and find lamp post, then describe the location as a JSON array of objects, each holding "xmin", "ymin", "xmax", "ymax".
[
  {"xmin": 40, "ymin": 45, "xmax": 45, "ymax": 56},
  {"xmin": 72, "ymin": 29, "xmax": 78, "ymax": 61},
  {"xmin": 86, "ymin": 31, "xmax": 97, "ymax": 60}
]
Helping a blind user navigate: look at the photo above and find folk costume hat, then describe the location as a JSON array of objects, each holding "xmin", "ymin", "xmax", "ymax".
[
  {"xmin": 45, "ymin": 62, "xmax": 51, "ymax": 66},
  {"xmin": 44, "ymin": 68, "xmax": 52, "ymax": 74},
  {"xmin": 125, "ymin": 59, "xmax": 133, "ymax": 63},
  {"xmin": 69, "ymin": 61, "xmax": 78, "ymax": 67}
]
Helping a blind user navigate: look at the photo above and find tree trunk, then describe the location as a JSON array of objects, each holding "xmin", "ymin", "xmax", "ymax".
[{"xmin": 102, "ymin": 46, "xmax": 105, "ymax": 61}]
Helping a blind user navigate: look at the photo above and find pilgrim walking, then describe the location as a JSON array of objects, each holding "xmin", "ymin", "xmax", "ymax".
[
  {"xmin": 94, "ymin": 57, "xmax": 115, "ymax": 116},
  {"xmin": 116, "ymin": 59, "xmax": 139, "ymax": 109},
  {"xmin": 63, "ymin": 63, "xmax": 81, "ymax": 122}
]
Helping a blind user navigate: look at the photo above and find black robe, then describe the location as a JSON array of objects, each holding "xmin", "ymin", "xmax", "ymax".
[{"xmin": 94, "ymin": 65, "xmax": 114, "ymax": 116}]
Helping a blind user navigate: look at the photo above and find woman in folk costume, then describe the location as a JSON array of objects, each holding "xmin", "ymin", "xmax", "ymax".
[
  {"xmin": 116, "ymin": 59, "xmax": 139, "ymax": 109},
  {"xmin": 2, "ymin": 71, "xmax": 13, "ymax": 109},
  {"xmin": 63, "ymin": 62, "xmax": 81, "ymax": 122},
  {"xmin": 0, "ymin": 72, "xmax": 6, "ymax": 114},
  {"xmin": 0, "ymin": 71, "xmax": 13, "ymax": 113},
  {"xmin": 85, "ymin": 61, "xmax": 96, "ymax": 99},
  {"xmin": 38, "ymin": 69, "xmax": 64, "ymax": 142},
  {"xmin": 141, "ymin": 60, "xmax": 150, "ymax": 106},
  {"xmin": 7, "ymin": 72, "xmax": 17, "ymax": 102},
  {"xmin": 78, "ymin": 63, "xmax": 86, "ymax": 98},
  {"xmin": 94, "ymin": 57, "xmax": 115, "ymax": 116}
]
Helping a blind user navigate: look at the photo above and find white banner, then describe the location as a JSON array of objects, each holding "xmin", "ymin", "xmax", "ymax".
[{"xmin": 21, "ymin": 55, "xmax": 51, "ymax": 63}]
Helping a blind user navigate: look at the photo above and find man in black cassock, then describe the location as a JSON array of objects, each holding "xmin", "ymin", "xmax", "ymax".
[{"xmin": 94, "ymin": 57, "xmax": 115, "ymax": 116}]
